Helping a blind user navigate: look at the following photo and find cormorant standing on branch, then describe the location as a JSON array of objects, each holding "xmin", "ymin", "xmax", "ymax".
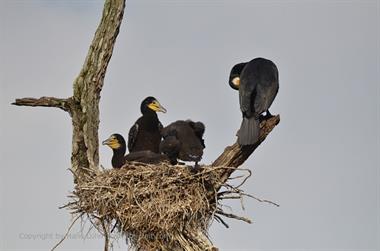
[
  {"xmin": 128, "ymin": 97, "xmax": 167, "ymax": 153},
  {"xmin": 160, "ymin": 120, "xmax": 205, "ymax": 164},
  {"xmin": 102, "ymin": 133, "xmax": 169, "ymax": 168},
  {"xmin": 229, "ymin": 57, "xmax": 279, "ymax": 145}
]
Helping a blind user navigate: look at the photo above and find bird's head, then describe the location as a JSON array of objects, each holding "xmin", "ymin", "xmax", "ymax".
[
  {"xmin": 141, "ymin": 96, "xmax": 167, "ymax": 114},
  {"xmin": 229, "ymin": 62, "xmax": 247, "ymax": 90},
  {"xmin": 102, "ymin": 133, "xmax": 125, "ymax": 150}
]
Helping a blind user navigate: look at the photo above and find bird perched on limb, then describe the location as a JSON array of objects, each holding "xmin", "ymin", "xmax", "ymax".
[{"xmin": 229, "ymin": 57, "xmax": 279, "ymax": 145}]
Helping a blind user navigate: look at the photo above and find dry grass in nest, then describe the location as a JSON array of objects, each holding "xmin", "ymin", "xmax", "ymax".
[{"xmin": 64, "ymin": 162, "xmax": 256, "ymax": 250}]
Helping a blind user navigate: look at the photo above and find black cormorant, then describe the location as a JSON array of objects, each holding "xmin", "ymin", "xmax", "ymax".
[
  {"xmin": 160, "ymin": 120, "xmax": 205, "ymax": 164},
  {"xmin": 229, "ymin": 57, "xmax": 279, "ymax": 145},
  {"xmin": 102, "ymin": 133, "xmax": 169, "ymax": 168},
  {"xmin": 159, "ymin": 130, "xmax": 181, "ymax": 165},
  {"xmin": 128, "ymin": 97, "xmax": 167, "ymax": 153},
  {"xmin": 103, "ymin": 133, "xmax": 126, "ymax": 168}
]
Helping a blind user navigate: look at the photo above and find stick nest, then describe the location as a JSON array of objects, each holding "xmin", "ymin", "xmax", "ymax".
[{"xmin": 66, "ymin": 162, "xmax": 245, "ymax": 250}]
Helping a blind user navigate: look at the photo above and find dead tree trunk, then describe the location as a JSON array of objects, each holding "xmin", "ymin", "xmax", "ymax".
[
  {"xmin": 13, "ymin": 0, "xmax": 126, "ymax": 183},
  {"xmin": 12, "ymin": 0, "xmax": 280, "ymax": 250}
]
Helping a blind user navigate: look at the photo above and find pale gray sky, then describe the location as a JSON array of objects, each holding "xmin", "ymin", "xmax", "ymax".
[{"xmin": 0, "ymin": 0, "xmax": 379, "ymax": 250}]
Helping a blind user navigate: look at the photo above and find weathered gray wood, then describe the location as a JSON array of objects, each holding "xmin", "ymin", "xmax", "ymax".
[
  {"xmin": 212, "ymin": 115, "xmax": 280, "ymax": 190},
  {"xmin": 12, "ymin": 97, "xmax": 72, "ymax": 113},
  {"xmin": 70, "ymin": 0, "xmax": 125, "ymax": 179},
  {"xmin": 12, "ymin": 0, "xmax": 126, "ymax": 182}
]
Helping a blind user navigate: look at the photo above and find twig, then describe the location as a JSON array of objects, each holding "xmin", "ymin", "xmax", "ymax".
[
  {"xmin": 215, "ymin": 210, "xmax": 252, "ymax": 224},
  {"xmin": 241, "ymin": 193, "xmax": 280, "ymax": 207},
  {"xmin": 59, "ymin": 202, "xmax": 76, "ymax": 210},
  {"xmin": 227, "ymin": 174, "xmax": 245, "ymax": 180},
  {"xmin": 234, "ymin": 169, "xmax": 252, "ymax": 189},
  {"xmin": 217, "ymin": 196, "xmax": 241, "ymax": 200},
  {"xmin": 214, "ymin": 215, "xmax": 229, "ymax": 228},
  {"xmin": 100, "ymin": 219, "xmax": 110, "ymax": 251},
  {"xmin": 51, "ymin": 213, "xmax": 83, "ymax": 251}
]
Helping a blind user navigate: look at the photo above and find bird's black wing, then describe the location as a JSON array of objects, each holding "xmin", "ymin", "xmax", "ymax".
[
  {"xmin": 158, "ymin": 121, "xmax": 163, "ymax": 135},
  {"xmin": 253, "ymin": 81, "xmax": 279, "ymax": 114},
  {"xmin": 253, "ymin": 64, "xmax": 279, "ymax": 114},
  {"xmin": 239, "ymin": 74, "xmax": 257, "ymax": 117},
  {"xmin": 187, "ymin": 121, "xmax": 206, "ymax": 148},
  {"xmin": 128, "ymin": 123, "xmax": 139, "ymax": 152}
]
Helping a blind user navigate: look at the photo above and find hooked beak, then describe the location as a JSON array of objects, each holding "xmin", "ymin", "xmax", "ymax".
[
  {"xmin": 148, "ymin": 100, "xmax": 167, "ymax": 113},
  {"xmin": 102, "ymin": 137, "xmax": 112, "ymax": 146},
  {"xmin": 102, "ymin": 136, "xmax": 121, "ymax": 149}
]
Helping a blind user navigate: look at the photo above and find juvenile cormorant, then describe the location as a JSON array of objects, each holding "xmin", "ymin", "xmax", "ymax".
[
  {"xmin": 229, "ymin": 57, "xmax": 279, "ymax": 145},
  {"xmin": 159, "ymin": 130, "xmax": 181, "ymax": 165},
  {"xmin": 128, "ymin": 97, "xmax": 167, "ymax": 153},
  {"xmin": 102, "ymin": 133, "xmax": 169, "ymax": 168},
  {"xmin": 160, "ymin": 120, "xmax": 206, "ymax": 164}
]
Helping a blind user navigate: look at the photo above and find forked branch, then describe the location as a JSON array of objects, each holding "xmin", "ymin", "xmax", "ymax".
[{"xmin": 12, "ymin": 0, "xmax": 126, "ymax": 177}]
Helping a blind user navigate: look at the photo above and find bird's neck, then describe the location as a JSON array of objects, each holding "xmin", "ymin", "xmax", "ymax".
[
  {"xmin": 143, "ymin": 110, "xmax": 159, "ymax": 123},
  {"xmin": 112, "ymin": 146, "xmax": 126, "ymax": 168}
]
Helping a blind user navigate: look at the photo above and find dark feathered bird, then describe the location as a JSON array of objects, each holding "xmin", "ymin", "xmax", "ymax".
[
  {"xmin": 102, "ymin": 133, "xmax": 169, "ymax": 168},
  {"xmin": 128, "ymin": 97, "xmax": 167, "ymax": 153},
  {"xmin": 160, "ymin": 120, "xmax": 205, "ymax": 164},
  {"xmin": 229, "ymin": 57, "xmax": 279, "ymax": 145},
  {"xmin": 159, "ymin": 130, "xmax": 181, "ymax": 165}
]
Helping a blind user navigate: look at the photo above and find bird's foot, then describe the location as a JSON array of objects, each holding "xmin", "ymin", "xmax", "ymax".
[
  {"xmin": 259, "ymin": 110, "xmax": 274, "ymax": 121},
  {"xmin": 191, "ymin": 162, "xmax": 201, "ymax": 173}
]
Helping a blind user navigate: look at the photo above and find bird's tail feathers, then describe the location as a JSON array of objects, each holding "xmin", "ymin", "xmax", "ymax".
[{"xmin": 237, "ymin": 117, "xmax": 259, "ymax": 145}]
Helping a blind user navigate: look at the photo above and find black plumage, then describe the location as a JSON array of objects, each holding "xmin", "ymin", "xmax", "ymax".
[
  {"xmin": 229, "ymin": 57, "xmax": 279, "ymax": 145},
  {"xmin": 229, "ymin": 62, "xmax": 246, "ymax": 90},
  {"xmin": 102, "ymin": 133, "xmax": 169, "ymax": 168},
  {"xmin": 159, "ymin": 130, "xmax": 181, "ymax": 165},
  {"xmin": 128, "ymin": 97, "xmax": 166, "ymax": 153},
  {"xmin": 102, "ymin": 133, "xmax": 126, "ymax": 168},
  {"xmin": 160, "ymin": 120, "xmax": 205, "ymax": 163}
]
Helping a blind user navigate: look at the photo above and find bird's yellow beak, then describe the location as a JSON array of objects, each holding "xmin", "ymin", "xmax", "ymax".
[
  {"xmin": 102, "ymin": 136, "xmax": 121, "ymax": 149},
  {"xmin": 148, "ymin": 100, "xmax": 167, "ymax": 113},
  {"xmin": 232, "ymin": 77, "xmax": 240, "ymax": 88}
]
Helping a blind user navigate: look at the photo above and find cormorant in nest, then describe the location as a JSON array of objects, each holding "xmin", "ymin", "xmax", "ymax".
[
  {"xmin": 102, "ymin": 133, "xmax": 169, "ymax": 168},
  {"xmin": 229, "ymin": 57, "xmax": 279, "ymax": 145},
  {"xmin": 128, "ymin": 97, "xmax": 167, "ymax": 153},
  {"xmin": 160, "ymin": 120, "xmax": 205, "ymax": 165}
]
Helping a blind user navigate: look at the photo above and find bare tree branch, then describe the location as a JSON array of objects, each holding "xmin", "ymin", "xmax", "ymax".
[
  {"xmin": 12, "ymin": 96, "xmax": 72, "ymax": 113},
  {"xmin": 215, "ymin": 210, "xmax": 252, "ymax": 224},
  {"xmin": 51, "ymin": 213, "xmax": 84, "ymax": 251},
  {"xmin": 212, "ymin": 115, "xmax": 280, "ymax": 191},
  {"xmin": 100, "ymin": 219, "xmax": 110, "ymax": 251},
  {"xmin": 12, "ymin": 0, "xmax": 126, "ymax": 181}
]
